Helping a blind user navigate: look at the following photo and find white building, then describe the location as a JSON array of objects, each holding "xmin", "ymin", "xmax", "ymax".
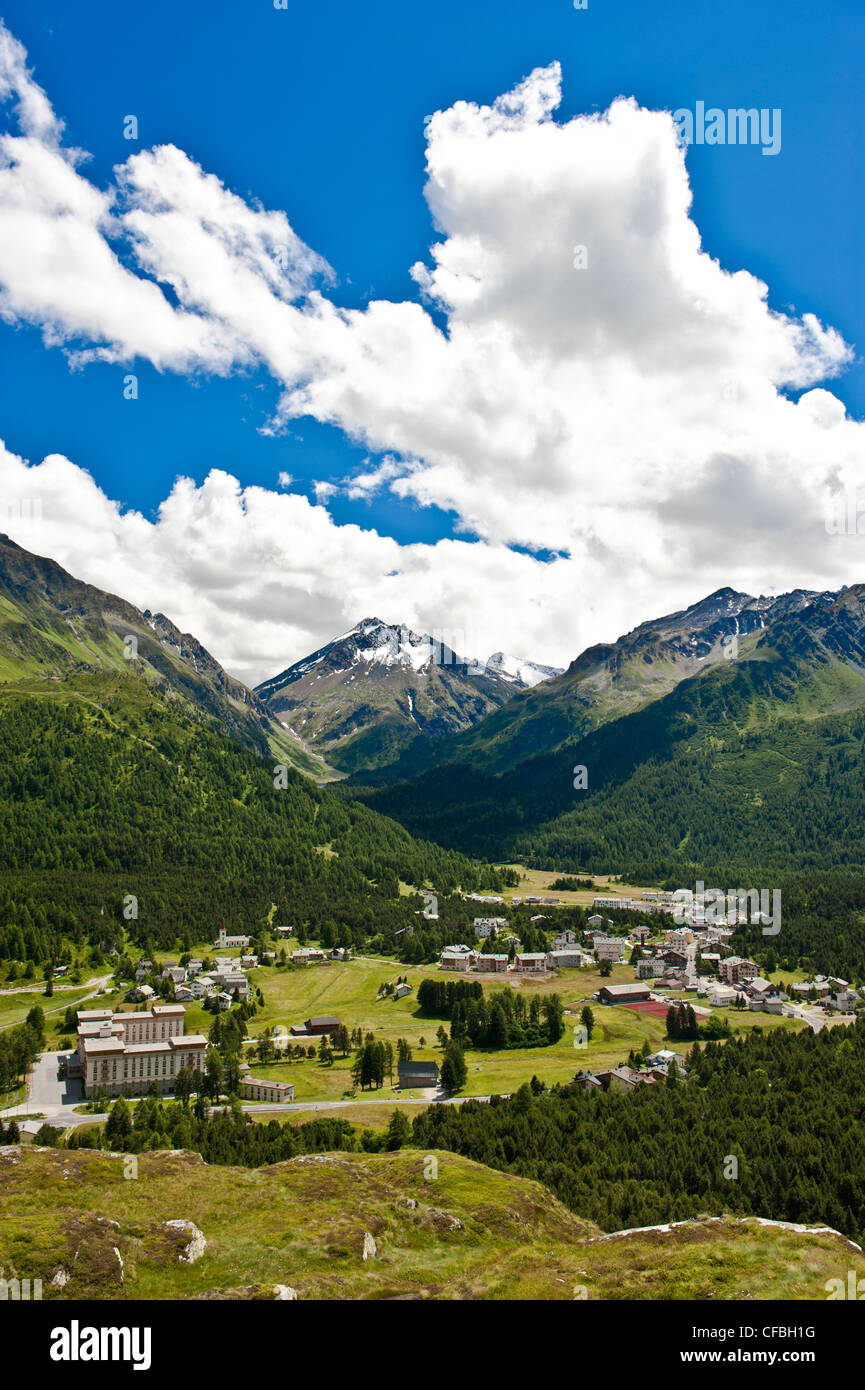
[
  {"xmin": 215, "ymin": 923, "xmax": 251, "ymax": 950},
  {"xmin": 474, "ymin": 917, "xmax": 507, "ymax": 939},
  {"xmin": 73, "ymin": 1005, "xmax": 207, "ymax": 1098}
]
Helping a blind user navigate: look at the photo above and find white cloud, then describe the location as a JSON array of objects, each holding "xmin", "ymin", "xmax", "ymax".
[{"xmin": 1, "ymin": 24, "xmax": 865, "ymax": 683}]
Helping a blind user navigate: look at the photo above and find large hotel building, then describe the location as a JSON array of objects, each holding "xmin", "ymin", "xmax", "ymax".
[{"xmin": 71, "ymin": 1004, "xmax": 208, "ymax": 1098}]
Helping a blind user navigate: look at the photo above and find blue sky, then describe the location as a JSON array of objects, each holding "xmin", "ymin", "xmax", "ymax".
[
  {"xmin": 0, "ymin": 0, "xmax": 863, "ymax": 681},
  {"xmin": 1, "ymin": 0, "xmax": 862, "ymax": 537}
]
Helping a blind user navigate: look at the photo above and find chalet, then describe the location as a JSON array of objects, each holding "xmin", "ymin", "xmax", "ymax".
[
  {"xmin": 514, "ymin": 952, "xmax": 548, "ymax": 973},
  {"xmin": 129, "ymin": 984, "xmax": 155, "ymax": 1003},
  {"xmin": 174, "ymin": 986, "xmax": 194, "ymax": 1002},
  {"xmin": 394, "ymin": 982, "xmax": 412, "ymax": 998},
  {"xmin": 291, "ymin": 947, "xmax": 327, "ymax": 966},
  {"xmin": 630, "ymin": 925, "xmax": 652, "ymax": 944},
  {"xmin": 162, "ymin": 966, "xmax": 186, "ymax": 985},
  {"xmin": 187, "ymin": 960, "xmax": 204, "ymax": 976},
  {"xmin": 553, "ymin": 929, "xmax": 579, "ymax": 949},
  {"xmin": 595, "ymin": 937, "xmax": 627, "ymax": 962},
  {"xmin": 474, "ymin": 917, "xmax": 507, "ymax": 939},
  {"xmin": 573, "ymin": 1071, "xmax": 602, "ymax": 1093},
  {"xmin": 303, "ymin": 1016, "xmax": 342, "ymax": 1036},
  {"xmin": 595, "ymin": 1066, "xmax": 640, "ymax": 1093},
  {"xmin": 719, "ymin": 956, "xmax": 759, "ymax": 986},
  {"xmin": 597, "ymin": 982, "xmax": 651, "ymax": 1005},
  {"xmin": 662, "ymin": 949, "xmax": 688, "ymax": 969},
  {"xmin": 475, "ymin": 953, "xmax": 509, "ymax": 973},
  {"xmin": 791, "ymin": 980, "xmax": 831, "ymax": 998},
  {"xmin": 397, "ymin": 1060, "xmax": 440, "ymax": 1089},
  {"xmin": 545, "ymin": 949, "xmax": 589, "ymax": 970},
  {"xmin": 216, "ymin": 991, "xmax": 233, "ymax": 1011},
  {"xmin": 828, "ymin": 988, "xmax": 860, "ymax": 1011}
]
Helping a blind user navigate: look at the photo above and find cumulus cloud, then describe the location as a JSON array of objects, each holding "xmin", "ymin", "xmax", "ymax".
[{"xmin": 0, "ymin": 22, "xmax": 864, "ymax": 682}]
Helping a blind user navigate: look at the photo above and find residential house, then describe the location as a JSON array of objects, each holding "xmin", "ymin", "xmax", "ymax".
[
  {"xmin": 291, "ymin": 947, "xmax": 327, "ymax": 966},
  {"xmin": 545, "ymin": 949, "xmax": 589, "ymax": 970},
  {"xmin": 514, "ymin": 952, "xmax": 548, "ymax": 973},
  {"xmin": 636, "ymin": 957, "xmax": 666, "ymax": 979},
  {"xmin": 474, "ymin": 917, "xmax": 507, "ymax": 940},
  {"xmin": 475, "ymin": 954, "xmax": 509, "ymax": 973},
  {"xmin": 129, "ymin": 983, "xmax": 155, "ymax": 1003},
  {"xmin": 595, "ymin": 937, "xmax": 627, "ymax": 962},
  {"xmin": 718, "ymin": 957, "xmax": 760, "ymax": 986}
]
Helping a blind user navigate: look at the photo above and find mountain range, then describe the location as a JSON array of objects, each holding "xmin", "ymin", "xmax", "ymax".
[
  {"xmin": 254, "ymin": 617, "xmax": 561, "ymax": 774},
  {"xmin": 345, "ymin": 583, "xmax": 865, "ymax": 892},
  {"xmin": 7, "ymin": 531, "xmax": 865, "ymax": 891}
]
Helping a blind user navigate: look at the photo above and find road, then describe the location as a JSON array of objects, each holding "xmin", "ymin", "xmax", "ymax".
[
  {"xmin": 0, "ymin": 975, "xmax": 113, "ymax": 1032},
  {"xmin": 0, "ymin": 1057, "xmax": 502, "ymax": 1131}
]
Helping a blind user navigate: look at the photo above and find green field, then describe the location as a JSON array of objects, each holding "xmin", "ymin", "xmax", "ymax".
[{"xmin": 233, "ymin": 956, "xmax": 806, "ymax": 1103}]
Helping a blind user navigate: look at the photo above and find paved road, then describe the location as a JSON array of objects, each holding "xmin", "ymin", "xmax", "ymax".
[{"xmin": 2, "ymin": 1050, "xmax": 83, "ymax": 1121}]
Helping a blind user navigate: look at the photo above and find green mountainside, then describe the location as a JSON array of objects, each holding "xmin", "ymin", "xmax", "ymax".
[
  {"xmin": 351, "ymin": 585, "xmax": 825, "ymax": 785},
  {"xmin": 0, "ymin": 533, "xmax": 334, "ymax": 780},
  {"xmin": 355, "ymin": 587, "xmax": 865, "ymax": 875}
]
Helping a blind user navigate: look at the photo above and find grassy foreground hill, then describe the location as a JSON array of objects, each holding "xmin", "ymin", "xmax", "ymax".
[{"xmin": 1, "ymin": 1146, "xmax": 861, "ymax": 1301}]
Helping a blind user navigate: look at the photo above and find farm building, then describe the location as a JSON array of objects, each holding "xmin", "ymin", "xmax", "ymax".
[
  {"xmin": 597, "ymin": 982, "xmax": 652, "ymax": 1005},
  {"xmin": 397, "ymin": 1060, "xmax": 440, "ymax": 1089}
]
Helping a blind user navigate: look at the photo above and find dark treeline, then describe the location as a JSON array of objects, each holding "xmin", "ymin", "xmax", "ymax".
[
  {"xmin": 416, "ymin": 979, "xmax": 483, "ymax": 1014},
  {"xmin": 48, "ymin": 1093, "xmax": 412, "ymax": 1161},
  {"xmin": 416, "ymin": 978, "xmax": 565, "ymax": 1050},
  {"xmin": 411, "ymin": 1020, "xmax": 865, "ymax": 1242}
]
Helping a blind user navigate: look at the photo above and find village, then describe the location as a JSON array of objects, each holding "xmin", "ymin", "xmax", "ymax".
[{"xmin": 3, "ymin": 882, "xmax": 861, "ymax": 1136}]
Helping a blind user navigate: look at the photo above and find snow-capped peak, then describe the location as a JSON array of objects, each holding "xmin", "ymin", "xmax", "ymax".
[{"xmin": 484, "ymin": 652, "xmax": 563, "ymax": 687}]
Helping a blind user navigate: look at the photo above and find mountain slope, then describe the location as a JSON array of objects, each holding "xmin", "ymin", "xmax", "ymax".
[
  {"xmin": 2, "ymin": 1146, "xmax": 860, "ymax": 1301},
  {"xmin": 353, "ymin": 586, "xmax": 825, "ymax": 786},
  {"xmin": 355, "ymin": 586, "xmax": 865, "ymax": 877},
  {"xmin": 0, "ymin": 534, "xmax": 332, "ymax": 779},
  {"xmin": 256, "ymin": 617, "xmax": 560, "ymax": 774}
]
